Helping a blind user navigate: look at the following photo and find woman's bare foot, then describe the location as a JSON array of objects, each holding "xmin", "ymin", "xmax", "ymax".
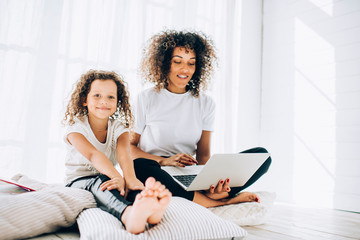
[
  {"xmin": 205, "ymin": 191, "xmax": 229, "ymax": 200},
  {"xmin": 226, "ymin": 192, "xmax": 260, "ymax": 204},
  {"xmin": 121, "ymin": 177, "xmax": 171, "ymax": 234}
]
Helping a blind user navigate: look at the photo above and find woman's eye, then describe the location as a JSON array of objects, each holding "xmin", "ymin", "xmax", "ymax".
[
  {"xmin": 189, "ymin": 62, "xmax": 195, "ymax": 66},
  {"xmin": 173, "ymin": 61, "xmax": 181, "ymax": 64},
  {"xmin": 109, "ymin": 96, "xmax": 115, "ymax": 99},
  {"xmin": 94, "ymin": 94, "xmax": 100, "ymax": 97}
]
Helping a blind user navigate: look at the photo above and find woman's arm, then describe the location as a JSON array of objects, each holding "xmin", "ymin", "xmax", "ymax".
[
  {"xmin": 130, "ymin": 132, "xmax": 197, "ymax": 166},
  {"xmin": 196, "ymin": 131, "xmax": 212, "ymax": 165},
  {"xmin": 129, "ymin": 132, "xmax": 164, "ymax": 163},
  {"xmin": 195, "ymin": 130, "xmax": 231, "ymax": 197}
]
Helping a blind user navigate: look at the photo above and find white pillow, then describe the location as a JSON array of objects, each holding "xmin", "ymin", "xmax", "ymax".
[
  {"xmin": 77, "ymin": 197, "xmax": 247, "ymax": 240},
  {"xmin": 209, "ymin": 191, "xmax": 276, "ymax": 226},
  {"xmin": 0, "ymin": 185, "xmax": 96, "ymax": 240}
]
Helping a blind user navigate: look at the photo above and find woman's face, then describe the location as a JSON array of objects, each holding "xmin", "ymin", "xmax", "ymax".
[{"xmin": 167, "ymin": 47, "xmax": 196, "ymax": 94}]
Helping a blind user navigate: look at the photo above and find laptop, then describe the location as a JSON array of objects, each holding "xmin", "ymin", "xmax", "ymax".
[{"xmin": 161, "ymin": 153, "xmax": 270, "ymax": 191}]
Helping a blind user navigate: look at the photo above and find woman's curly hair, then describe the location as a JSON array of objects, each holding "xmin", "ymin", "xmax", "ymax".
[
  {"xmin": 140, "ymin": 30, "xmax": 218, "ymax": 97},
  {"xmin": 63, "ymin": 70, "xmax": 133, "ymax": 128}
]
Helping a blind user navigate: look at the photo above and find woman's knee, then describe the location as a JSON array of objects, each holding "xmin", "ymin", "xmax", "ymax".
[
  {"xmin": 240, "ymin": 147, "xmax": 268, "ymax": 153},
  {"xmin": 133, "ymin": 158, "xmax": 160, "ymax": 168}
]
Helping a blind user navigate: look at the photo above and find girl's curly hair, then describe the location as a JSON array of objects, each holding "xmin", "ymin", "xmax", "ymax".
[
  {"xmin": 63, "ymin": 70, "xmax": 133, "ymax": 128},
  {"xmin": 140, "ymin": 30, "xmax": 218, "ymax": 97}
]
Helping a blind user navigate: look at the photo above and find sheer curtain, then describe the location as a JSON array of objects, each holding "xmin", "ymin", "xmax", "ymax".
[{"xmin": 0, "ymin": 0, "xmax": 262, "ymax": 183}]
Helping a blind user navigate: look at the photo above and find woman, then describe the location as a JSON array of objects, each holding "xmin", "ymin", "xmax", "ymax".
[{"xmin": 130, "ymin": 30, "xmax": 271, "ymax": 208}]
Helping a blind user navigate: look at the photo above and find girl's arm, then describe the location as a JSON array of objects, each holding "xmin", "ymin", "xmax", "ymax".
[
  {"xmin": 67, "ymin": 132, "xmax": 126, "ymax": 194},
  {"xmin": 116, "ymin": 132, "xmax": 144, "ymax": 190},
  {"xmin": 195, "ymin": 131, "xmax": 212, "ymax": 165},
  {"xmin": 68, "ymin": 132, "xmax": 122, "ymax": 179},
  {"xmin": 130, "ymin": 132, "xmax": 197, "ymax": 166}
]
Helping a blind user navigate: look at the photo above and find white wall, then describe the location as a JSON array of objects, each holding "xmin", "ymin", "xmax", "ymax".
[
  {"xmin": 211, "ymin": 0, "xmax": 263, "ymax": 153},
  {"xmin": 260, "ymin": 0, "xmax": 360, "ymax": 212},
  {"xmin": 0, "ymin": 0, "xmax": 263, "ymax": 184}
]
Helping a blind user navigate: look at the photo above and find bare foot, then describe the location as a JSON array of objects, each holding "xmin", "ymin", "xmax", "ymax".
[
  {"xmin": 144, "ymin": 178, "xmax": 172, "ymax": 224},
  {"xmin": 205, "ymin": 191, "xmax": 229, "ymax": 200},
  {"xmin": 227, "ymin": 192, "xmax": 260, "ymax": 204},
  {"xmin": 121, "ymin": 177, "xmax": 171, "ymax": 234}
]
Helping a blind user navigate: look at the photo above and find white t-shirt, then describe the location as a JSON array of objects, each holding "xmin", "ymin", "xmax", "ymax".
[
  {"xmin": 134, "ymin": 87, "xmax": 215, "ymax": 157},
  {"xmin": 64, "ymin": 116, "xmax": 128, "ymax": 184}
]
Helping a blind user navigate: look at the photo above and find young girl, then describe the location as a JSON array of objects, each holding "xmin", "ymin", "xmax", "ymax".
[{"xmin": 63, "ymin": 70, "xmax": 171, "ymax": 234}]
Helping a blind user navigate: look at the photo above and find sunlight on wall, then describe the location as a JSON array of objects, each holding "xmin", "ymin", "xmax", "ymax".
[
  {"xmin": 294, "ymin": 18, "xmax": 336, "ymax": 208},
  {"xmin": 309, "ymin": 0, "xmax": 334, "ymax": 16}
]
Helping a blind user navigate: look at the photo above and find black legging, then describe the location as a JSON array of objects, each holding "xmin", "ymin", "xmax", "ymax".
[
  {"xmin": 66, "ymin": 174, "xmax": 140, "ymax": 224},
  {"xmin": 133, "ymin": 147, "xmax": 272, "ymax": 201}
]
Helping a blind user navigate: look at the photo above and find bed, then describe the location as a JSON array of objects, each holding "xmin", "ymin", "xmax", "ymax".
[{"xmin": 0, "ymin": 174, "xmax": 275, "ymax": 240}]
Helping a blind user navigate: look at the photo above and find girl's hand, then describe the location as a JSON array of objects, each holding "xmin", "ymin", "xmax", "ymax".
[
  {"xmin": 125, "ymin": 177, "xmax": 145, "ymax": 191},
  {"xmin": 161, "ymin": 153, "xmax": 198, "ymax": 167},
  {"xmin": 100, "ymin": 177, "xmax": 126, "ymax": 196}
]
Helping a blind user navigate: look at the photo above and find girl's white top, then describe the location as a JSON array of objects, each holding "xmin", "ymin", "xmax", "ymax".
[
  {"xmin": 134, "ymin": 87, "xmax": 215, "ymax": 157},
  {"xmin": 64, "ymin": 116, "xmax": 128, "ymax": 184}
]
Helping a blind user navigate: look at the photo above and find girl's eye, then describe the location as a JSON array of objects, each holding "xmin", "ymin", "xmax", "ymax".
[
  {"xmin": 109, "ymin": 96, "xmax": 115, "ymax": 99},
  {"xmin": 94, "ymin": 94, "xmax": 100, "ymax": 98},
  {"xmin": 173, "ymin": 61, "xmax": 181, "ymax": 64},
  {"xmin": 189, "ymin": 62, "xmax": 195, "ymax": 66}
]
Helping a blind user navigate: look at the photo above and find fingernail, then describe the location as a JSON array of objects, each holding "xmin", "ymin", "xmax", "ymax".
[
  {"xmin": 227, "ymin": 187, "xmax": 230, "ymax": 191},
  {"xmin": 220, "ymin": 180, "xmax": 224, "ymax": 184},
  {"xmin": 211, "ymin": 185, "xmax": 215, "ymax": 189}
]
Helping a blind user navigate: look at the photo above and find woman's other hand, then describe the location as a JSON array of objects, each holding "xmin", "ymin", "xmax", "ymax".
[
  {"xmin": 161, "ymin": 153, "xmax": 198, "ymax": 167},
  {"xmin": 100, "ymin": 176, "xmax": 126, "ymax": 196},
  {"xmin": 205, "ymin": 178, "xmax": 231, "ymax": 200}
]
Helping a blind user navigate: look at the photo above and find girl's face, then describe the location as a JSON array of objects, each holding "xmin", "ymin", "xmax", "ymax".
[
  {"xmin": 168, "ymin": 47, "xmax": 196, "ymax": 94},
  {"xmin": 84, "ymin": 79, "xmax": 118, "ymax": 121}
]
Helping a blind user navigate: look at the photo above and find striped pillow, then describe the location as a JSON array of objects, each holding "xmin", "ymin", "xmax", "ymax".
[
  {"xmin": 0, "ymin": 187, "xmax": 96, "ymax": 240},
  {"xmin": 77, "ymin": 197, "xmax": 247, "ymax": 240}
]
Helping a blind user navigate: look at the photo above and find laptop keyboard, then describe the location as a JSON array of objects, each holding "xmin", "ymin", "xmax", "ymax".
[{"xmin": 173, "ymin": 175, "xmax": 197, "ymax": 187}]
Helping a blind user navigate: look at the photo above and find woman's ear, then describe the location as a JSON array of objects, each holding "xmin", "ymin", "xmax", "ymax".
[{"xmin": 81, "ymin": 96, "xmax": 87, "ymax": 106}]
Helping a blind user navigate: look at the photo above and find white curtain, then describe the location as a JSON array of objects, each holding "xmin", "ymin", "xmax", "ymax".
[{"xmin": 0, "ymin": 0, "xmax": 263, "ymax": 183}]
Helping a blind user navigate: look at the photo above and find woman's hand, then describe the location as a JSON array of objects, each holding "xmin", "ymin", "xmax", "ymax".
[
  {"xmin": 100, "ymin": 176, "xmax": 126, "ymax": 196},
  {"xmin": 205, "ymin": 178, "xmax": 231, "ymax": 200},
  {"xmin": 125, "ymin": 177, "xmax": 145, "ymax": 191},
  {"xmin": 160, "ymin": 153, "xmax": 198, "ymax": 167}
]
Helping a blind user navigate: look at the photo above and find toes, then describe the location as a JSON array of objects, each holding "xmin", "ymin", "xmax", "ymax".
[{"xmin": 145, "ymin": 177, "xmax": 156, "ymax": 188}]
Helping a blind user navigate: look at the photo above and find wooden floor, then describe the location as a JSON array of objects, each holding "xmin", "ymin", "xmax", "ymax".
[
  {"xmin": 30, "ymin": 202, "xmax": 360, "ymax": 240},
  {"xmin": 243, "ymin": 202, "xmax": 360, "ymax": 240}
]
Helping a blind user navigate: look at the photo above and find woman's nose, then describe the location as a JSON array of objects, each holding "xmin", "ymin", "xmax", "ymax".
[{"xmin": 181, "ymin": 65, "xmax": 190, "ymax": 72}]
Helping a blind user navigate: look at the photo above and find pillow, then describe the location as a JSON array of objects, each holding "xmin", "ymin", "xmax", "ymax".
[
  {"xmin": 209, "ymin": 191, "xmax": 276, "ymax": 226},
  {"xmin": 77, "ymin": 197, "xmax": 247, "ymax": 240},
  {"xmin": 0, "ymin": 179, "xmax": 96, "ymax": 240}
]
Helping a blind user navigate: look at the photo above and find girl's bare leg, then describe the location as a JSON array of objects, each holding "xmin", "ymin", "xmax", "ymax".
[{"xmin": 121, "ymin": 177, "xmax": 171, "ymax": 234}]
